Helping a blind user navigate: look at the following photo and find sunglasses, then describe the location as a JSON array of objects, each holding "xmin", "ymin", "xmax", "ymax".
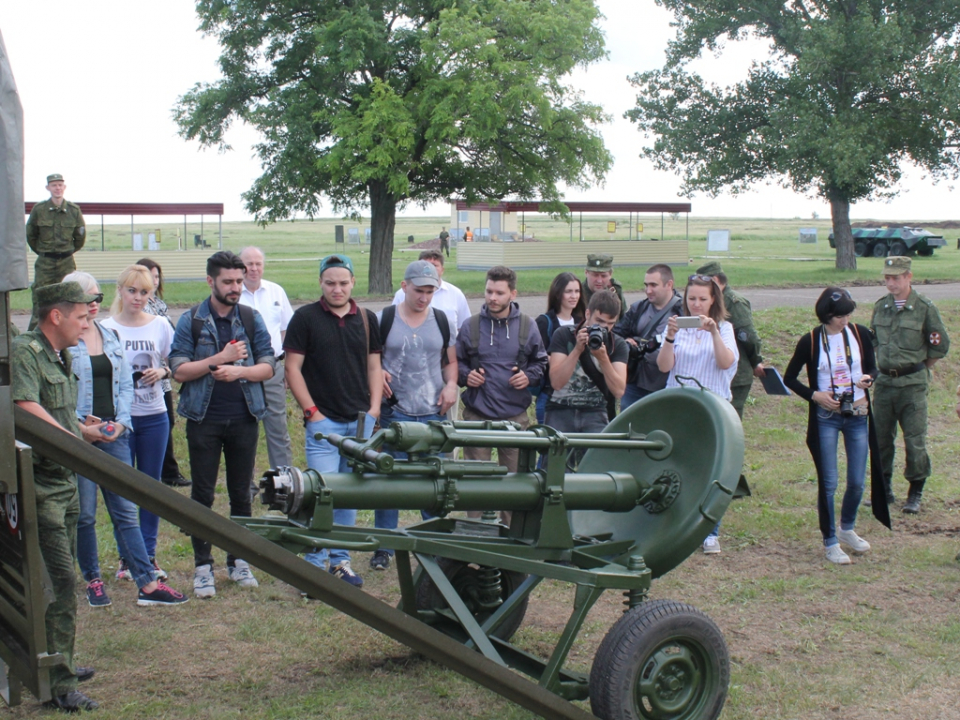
[
  {"xmin": 89, "ymin": 293, "xmax": 104, "ymax": 304},
  {"xmin": 830, "ymin": 290, "xmax": 851, "ymax": 302},
  {"xmin": 688, "ymin": 274, "xmax": 715, "ymax": 283}
]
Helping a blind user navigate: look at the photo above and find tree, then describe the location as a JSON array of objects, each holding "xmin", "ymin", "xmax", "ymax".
[
  {"xmin": 627, "ymin": 0, "xmax": 960, "ymax": 269},
  {"xmin": 175, "ymin": 0, "xmax": 611, "ymax": 292}
]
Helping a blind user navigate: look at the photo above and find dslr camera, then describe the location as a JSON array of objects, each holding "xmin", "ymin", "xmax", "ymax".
[
  {"xmin": 630, "ymin": 335, "xmax": 661, "ymax": 360},
  {"xmin": 587, "ymin": 325, "xmax": 608, "ymax": 351},
  {"xmin": 834, "ymin": 391, "xmax": 855, "ymax": 417}
]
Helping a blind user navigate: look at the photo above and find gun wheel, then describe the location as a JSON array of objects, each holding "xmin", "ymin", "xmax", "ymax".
[
  {"xmin": 590, "ymin": 600, "xmax": 728, "ymax": 720},
  {"xmin": 415, "ymin": 558, "xmax": 528, "ymax": 641}
]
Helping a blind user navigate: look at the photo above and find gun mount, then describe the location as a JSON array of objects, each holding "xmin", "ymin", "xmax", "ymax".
[{"xmin": 239, "ymin": 387, "xmax": 744, "ymax": 720}]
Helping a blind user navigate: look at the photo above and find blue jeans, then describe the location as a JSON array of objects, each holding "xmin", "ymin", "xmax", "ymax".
[
  {"xmin": 129, "ymin": 411, "xmax": 170, "ymax": 558},
  {"xmin": 77, "ymin": 433, "xmax": 156, "ymax": 588},
  {"xmin": 375, "ymin": 409, "xmax": 446, "ymax": 552},
  {"xmin": 534, "ymin": 392, "xmax": 549, "ymax": 424},
  {"xmin": 816, "ymin": 409, "xmax": 868, "ymax": 547},
  {"xmin": 620, "ymin": 385, "xmax": 653, "ymax": 412},
  {"xmin": 304, "ymin": 414, "xmax": 376, "ymax": 569}
]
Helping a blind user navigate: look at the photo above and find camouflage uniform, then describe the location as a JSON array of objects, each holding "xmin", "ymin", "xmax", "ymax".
[
  {"xmin": 871, "ymin": 265, "xmax": 949, "ymax": 510},
  {"xmin": 25, "ymin": 181, "xmax": 85, "ymax": 330},
  {"xmin": 11, "ymin": 329, "xmax": 81, "ymax": 697},
  {"xmin": 697, "ymin": 262, "xmax": 762, "ymax": 419}
]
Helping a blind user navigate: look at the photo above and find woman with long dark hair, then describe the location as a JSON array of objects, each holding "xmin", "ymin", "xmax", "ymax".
[
  {"xmin": 533, "ymin": 272, "xmax": 585, "ymax": 423},
  {"xmin": 784, "ymin": 288, "xmax": 890, "ymax": 565}
]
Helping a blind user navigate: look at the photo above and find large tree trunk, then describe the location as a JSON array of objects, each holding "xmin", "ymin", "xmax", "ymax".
[
  {"xmin": 829, "ymin": 193, "xmax": 857, "ymax": 271},
  {"xmin": 367, "ymin": 180, "xmax": 397, "ymax": 295}
]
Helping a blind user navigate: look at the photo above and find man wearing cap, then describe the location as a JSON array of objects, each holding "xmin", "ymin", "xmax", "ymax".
[
  {"xmin": 696, "ymin": 261, "xmax": 765, "ymax": 419},
  {"xmin": 370, "ymin": 260, "xmax": 459, "ymax": 570},
  {"xmin": 583, "ymin": 254, "xmax": 627, "ymax": 322},
  {"xmin": 284, "ymin": 254, "xmax": 382, "ymax": 587},
  {"xmin": 870, "ymin": 256, "xmax": 950, "ymax": 514},
  {"xmin": 12, "ymin": 282, "xmax": 99, "ymax": 712},
  {"xmin": 26, "ymin": 174, "xmax": 86, "ymax": 330}
]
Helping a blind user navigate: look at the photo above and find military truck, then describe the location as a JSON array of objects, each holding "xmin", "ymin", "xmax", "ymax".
[{"xmin": 828, "ymin": 227, "xmax": 947, "ymax": 257}]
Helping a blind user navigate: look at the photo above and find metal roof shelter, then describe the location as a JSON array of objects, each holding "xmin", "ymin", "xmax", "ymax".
[
  {"xmin": 22, "ymin": 202, "xmax": 224, "ymax": 251},
  {"xmin": 452, "ymin": 200, "xmax": 693, "ymax": 242}
]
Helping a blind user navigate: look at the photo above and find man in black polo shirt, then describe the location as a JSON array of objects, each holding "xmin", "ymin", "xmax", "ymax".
[{"xmin": 284, "ymin": 254, "xmax": 383, "ymax": 587}]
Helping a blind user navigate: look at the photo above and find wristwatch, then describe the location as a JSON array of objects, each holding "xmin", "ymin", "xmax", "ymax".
[{"xmin": 303, "ymin": 406, "xmax": 318, "ymax": 422}]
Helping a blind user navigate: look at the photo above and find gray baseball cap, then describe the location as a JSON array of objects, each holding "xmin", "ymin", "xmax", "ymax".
[{"xmin": 403, "ymin": 260, "xmax": 441, "ymax": 288}]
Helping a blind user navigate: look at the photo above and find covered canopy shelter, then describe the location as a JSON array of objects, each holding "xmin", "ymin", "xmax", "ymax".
[{"xmin": 22, "ymin": 201, "xmax": 224, "ymax": 252}]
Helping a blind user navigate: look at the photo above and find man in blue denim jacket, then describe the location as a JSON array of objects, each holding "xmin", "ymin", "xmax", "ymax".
[{"xmin": 170, "ymin": 251, "xmax": 275, "ymax": 598}]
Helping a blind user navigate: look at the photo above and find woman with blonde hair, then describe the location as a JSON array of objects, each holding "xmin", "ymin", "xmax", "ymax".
[{"xmin": 101, "ymin": 265, "xmax": 176, "ymax": 581}]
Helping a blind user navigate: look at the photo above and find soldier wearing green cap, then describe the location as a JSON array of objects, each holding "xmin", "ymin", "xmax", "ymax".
[
  {"xmin": 583, "ymin": 254, "xmax": 627, "ymax": 322},
  {"xmin": 12, "ymin": 282, "xmax": 100, "ymax": 712},
  {"xmin": 26, "ymin": 175, "xmax": 87, "ymax": 331},
  {"xmin": 870, "ymin": 256, "xmax": 949, "ymax": 514},
  {"xmin": 695, "ymin": 261, "xmax": 765, "ymax": 418}
]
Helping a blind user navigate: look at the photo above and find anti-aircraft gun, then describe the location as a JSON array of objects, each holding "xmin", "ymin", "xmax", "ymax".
[{"xmin": 240, "ymin": 387, "xmax": 744, "ymax": 720}]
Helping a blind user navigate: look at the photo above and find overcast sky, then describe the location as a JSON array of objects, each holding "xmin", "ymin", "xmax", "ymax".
[{"xmin": 1, "ymin": 1, "xmax": 956, "ymax": 223}]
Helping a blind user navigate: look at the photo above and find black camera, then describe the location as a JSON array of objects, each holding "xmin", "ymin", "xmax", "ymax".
[
  {"xmin": 835, "ymin": 391, "xmax": 855, "ymax": 417},
  {"xmin": 632, "ymin": 336, "xmax": 661, "ymax": 359},
  {"xmin": 587, "ymin": 325, "xmax": 608, "ymax": 350}
]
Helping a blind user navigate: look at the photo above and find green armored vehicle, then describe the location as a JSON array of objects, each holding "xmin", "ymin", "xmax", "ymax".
[{"xmin": 828, "ymin": 227, "xmax": 947, "ymax": 257}]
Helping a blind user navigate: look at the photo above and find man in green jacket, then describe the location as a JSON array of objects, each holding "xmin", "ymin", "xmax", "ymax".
[
  {"xmin": 871, "ymin": 256, "xmax": 950, "ymax": 514},
  {"xmin": 25, "ymin": 174, "xmax": 86, "ymax": 330},
  {"xmin": 583, "ymin": 254, "xmax": 627, "ymax": 322}
]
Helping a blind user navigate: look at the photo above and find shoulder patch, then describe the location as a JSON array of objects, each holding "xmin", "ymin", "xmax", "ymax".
[
  {"xmin": 930, "ymin": 331, "xmax": 942, "ymax": 346},
  {"xmin": 28, "ymin": 340, "xmax": 43, "ymax": 354},
  {"xmin": 737, "ymin": 329, "xmax": 748, "ymax": 342}
]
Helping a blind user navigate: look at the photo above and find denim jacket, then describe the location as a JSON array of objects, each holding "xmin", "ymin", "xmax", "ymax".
[
  {"xmin": 169, "ymin": 298, "xmax": 276, "ymax": 422},
  {"xmin": 69, "ymin": 321, "xmax": 134, "ymax": 431}
]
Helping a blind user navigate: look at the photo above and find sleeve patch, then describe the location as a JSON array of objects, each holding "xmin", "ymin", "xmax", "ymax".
[
  {"xmin": 737, "ymin": 330, "xmax": 748, "ymax": 342},
  {"xmin": 930, "ymin": 332, "xmax": 941, "ymax": 346}
]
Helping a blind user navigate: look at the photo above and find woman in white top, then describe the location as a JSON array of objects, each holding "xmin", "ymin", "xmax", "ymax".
[
  {"xmin": 101, "ymin": 265, "xmax": 175, "ymax": 581},
  {"xmin": 658, "ymin": 273, "xmax": 738, "ymax": 554}
]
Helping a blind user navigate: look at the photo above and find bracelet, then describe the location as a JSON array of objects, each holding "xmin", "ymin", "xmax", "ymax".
[{"xmin": 664, "ymin": 336, "xmax": 675, "ymax": 344}]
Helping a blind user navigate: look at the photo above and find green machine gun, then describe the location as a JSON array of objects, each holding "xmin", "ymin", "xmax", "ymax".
[{"xmin": 239, "ymin": 387, "xmax": 744, "ymax": 720}]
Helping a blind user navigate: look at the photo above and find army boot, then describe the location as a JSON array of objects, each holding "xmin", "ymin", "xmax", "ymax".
[{"xmin": 903, "ymin": 484, "xmax": 923, "ymax": 514}]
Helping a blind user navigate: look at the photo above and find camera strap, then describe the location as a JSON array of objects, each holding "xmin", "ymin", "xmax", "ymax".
[
  {"xmin": 820, "ymin": 325, "xmax": 854, "ymax": 396},
  {"xmin": 636, "ymin": 300, "xmax": 676, "ymax": 341}
]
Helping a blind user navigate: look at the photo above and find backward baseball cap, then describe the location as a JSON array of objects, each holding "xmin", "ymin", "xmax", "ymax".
[
  {"xmin": 319, "ymin": 254, "xmax": 354, "ymax": 276},
  {"xmin": 882, "ymin": 256, "xmax": 911, "ymax": 276},
  {"xmin": 34, "ymin": 281, "xmax": 98, "ymax": 308},
  {"xmin": 586, "ymin": 254, "xmax": 614, "ymax": 273}
]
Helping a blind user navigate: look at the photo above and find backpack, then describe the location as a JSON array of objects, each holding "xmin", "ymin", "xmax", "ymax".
[
  {"xmin": 190, "ymin": 302, "xmax": 258, "ymax": 358},
  {"xmin": 465, "ymin": 312, "xmax": 533, "ymax": 371},
  {"xmin": 379, "ymin": 304, "xmax": 451, "ymax": 366}
]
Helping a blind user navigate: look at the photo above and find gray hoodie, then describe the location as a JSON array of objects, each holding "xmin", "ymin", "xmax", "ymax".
[{"xmin": 456, "ymin": 302, "xmax": 547, "ymax": 419}]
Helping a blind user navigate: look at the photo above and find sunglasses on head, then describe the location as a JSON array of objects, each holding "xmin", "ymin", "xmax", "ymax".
[
  {"xmin": 688, "ymin": 274, "xmax": 715, "ymax": 283},
  {"xmin": 830, "ymin": 290, "xmax": 851, "ymax": 302}
]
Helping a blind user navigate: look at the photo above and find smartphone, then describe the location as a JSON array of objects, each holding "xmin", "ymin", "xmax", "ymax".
[
  {"xmin": 208, "ymin": 364, "xmax": 219, "ymax": 372},
  {"xmin": 675, "ymin": 316, "xmax": 702, "ymax": 329},
  {"xmin": 84, "ymin": 415, "xmax": 102, "ymax": 426}
]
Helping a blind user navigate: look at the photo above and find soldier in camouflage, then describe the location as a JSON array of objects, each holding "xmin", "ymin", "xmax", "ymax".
[
  {"xmin": 696, "ymin": 261, "xmax": 765, "ymax": 419},
  {"xmin": 12, "ymin": 281, "xmax": 100, "ymax": 712},
  {"xmin": 25, "ymin": 174, "xmax": 86, "ymax": 330},
  {"xmin": 870, "ymin": 256, "xmax": 950, "ymax": 514}
]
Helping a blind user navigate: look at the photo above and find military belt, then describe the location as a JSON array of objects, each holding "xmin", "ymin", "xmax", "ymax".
[
  {"xmin": 879, "ymin": 362, "xmax": 925, "ymax": 378},
  {"xmin": 40, "ymin": 251, "xmax": 74, "ymax": 259}
]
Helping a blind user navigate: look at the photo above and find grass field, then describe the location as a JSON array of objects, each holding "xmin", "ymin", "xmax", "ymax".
[
  {"xmin": 13, "ymin": 215, "xmax": 960, "ymax": 310},
  {"xmin": 7, "ymin": 299, "xmax": 960, "ymax": 719}
]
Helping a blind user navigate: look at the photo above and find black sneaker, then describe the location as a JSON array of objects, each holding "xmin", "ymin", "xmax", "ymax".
[
  {"xmin": 85, "ymin": 579, "xmax": 111, "ymax": 608},
  {"xmin": 75, "ymin": 666, "xmax": 95, "ymax": 683},
  {"xmin": 45, "ymin": 690, "xmax": 99, "ymax": 712},
  {"xmin": 137, "ymin": 581, "xmax": 188, "ymax": 606},
  {"xmin": 161, "ymin": 474, "xmax": 192, "ymax": 487},
  {"xmin": 369, "ymin": 550, "xmax": 391, "ymax": 571}
]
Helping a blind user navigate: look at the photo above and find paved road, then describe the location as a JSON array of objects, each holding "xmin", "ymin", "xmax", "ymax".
[{"xmin": 14, "ymin": 282, "xmax": 957, "ymax": 332}]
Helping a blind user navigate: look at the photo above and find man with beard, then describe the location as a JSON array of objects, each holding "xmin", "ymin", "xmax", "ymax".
[
  {"xmin": 170, "ymin": 251, "xmax": 276, "ymax": 598},
  {"xmin": 284, "ymin": 254, "xmax": 382, "ymax": 587}
]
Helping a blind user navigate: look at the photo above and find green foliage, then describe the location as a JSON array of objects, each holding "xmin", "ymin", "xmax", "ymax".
[
  {"xmin": 175, "ymin": 0, "xmax": 612, "ymax": 293},
  {"xmin": 627, "ymin": 0, "xmax": 960, "ymax": 270}
]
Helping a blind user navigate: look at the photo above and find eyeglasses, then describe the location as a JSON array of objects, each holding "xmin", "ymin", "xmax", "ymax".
[
  {"xmin": 89, "ymin": 293, "xmax": 104, "ymax": 304},
  {"xmin": 830, "ymin": 290, "xmax": 851, "ymax": 301}
]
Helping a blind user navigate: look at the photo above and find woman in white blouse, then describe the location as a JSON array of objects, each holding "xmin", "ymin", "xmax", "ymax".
[{"xmin": 657, "ymin": 273, "xmax": 738, "ymax": 555}]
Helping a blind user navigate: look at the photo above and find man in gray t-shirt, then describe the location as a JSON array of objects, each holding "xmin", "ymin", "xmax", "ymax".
[{"xmin": 371, "ymin": 260, "xmax": 458, "ymax": 571}]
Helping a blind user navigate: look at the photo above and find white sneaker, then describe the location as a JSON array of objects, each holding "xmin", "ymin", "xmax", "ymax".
[
  {"xmin": 825, "ymin": 545, "xmax": 852, "ymax": 565},
  {"xmin": 837, "ymin": 529, "xmax": 870, "ymax": 554},
  {"xmin": 193, "ymin": 564, "xmax": 216, "ymax": 598},
  {"xmin": 227, "ymin": 559, "xmax": 259, "ymax": 588},
  {"xmin": 702, "ymin": 535, "xmax": 721, "ymax": 555}
]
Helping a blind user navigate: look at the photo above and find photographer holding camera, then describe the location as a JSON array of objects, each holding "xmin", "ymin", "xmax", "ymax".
[
  {"xmin": 546, "ymin": 290, "xmax": 628, "ymax": 463},
  {"xmin": 784, "ymin": 287, "xmax": 890, "ymax": 566},
  {"xmin": 615, "ymin": 264, "xmax": 682, "ymax": 410}
]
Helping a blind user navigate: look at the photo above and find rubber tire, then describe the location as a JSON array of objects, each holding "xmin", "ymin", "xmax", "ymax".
[
  {"xmin": 589, "ymin": 600, "xmax": 729, "ymax": 720},
  {"xmin": 854, "ymin": 241, "xmax": 867, "ymax": 257},
  {"xmin": 888, "ymin": 241, "xmax": 908, "ymax": 256},
  {"xmin": 871, "ymin": 241, "xmax": 889, "ymax": 258},
  {"xmin": 415, "ymin": 558, "xmax": 528, "ymax": 642}
]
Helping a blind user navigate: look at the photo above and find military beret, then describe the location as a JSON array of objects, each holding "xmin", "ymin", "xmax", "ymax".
[
  {"xmin": 46, "ymin": 173, "xmax": 64, "ymax": 184},
  {"xmin": 319, "ymin": 253, "xmax": 354, "ymax": 277},
  {"xmin": 586, "ymin": 254, "xmax": 614, "ymax": 273},
  {"xmin": 882, "ymin": 256, "xmax": 911, "ymax": 276},
  {"xmin": 696, "ymin": 260, "xmax": 723, "ymax": 276},
  {"xmin": 34, "ymin": 281, "xmax": 98, "ymax": 308}
]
